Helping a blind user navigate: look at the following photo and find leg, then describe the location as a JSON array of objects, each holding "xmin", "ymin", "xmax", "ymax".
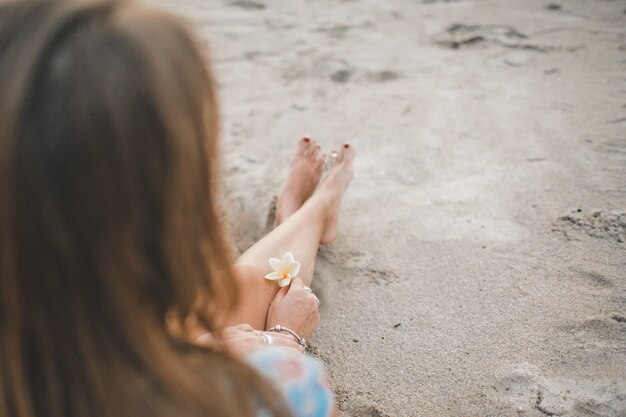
[
  {"xmin": 226, "ymin": 142, "xmax": 355, "ymax": 329},
  {"xmin": 274, "ymin": 137, "xmax": 324, "ymax": 226}
]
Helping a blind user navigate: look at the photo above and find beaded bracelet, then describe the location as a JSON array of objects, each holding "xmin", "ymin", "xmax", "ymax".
[{"xmin": 268, "ymin": 325, "xmax": 307, "ymax": 349}]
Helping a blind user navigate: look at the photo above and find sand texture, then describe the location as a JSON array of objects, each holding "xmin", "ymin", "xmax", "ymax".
[{"xmin": 147, "ymin": 0, "xmax": 626, "ymax": 415}]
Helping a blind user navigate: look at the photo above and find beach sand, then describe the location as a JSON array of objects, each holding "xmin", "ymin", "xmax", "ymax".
[{"xmin": 147, "ymin": 0, "xmax": 625, "ymax": 415}]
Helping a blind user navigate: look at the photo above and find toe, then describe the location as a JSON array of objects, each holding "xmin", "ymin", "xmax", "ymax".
[
  {"xmin": 309, "ymin": 145, "xmax": 321, "ymax": 161},
  {"xmin": 340, "ymin": 142, "xmax": 356, "ymax": 165},
  {"xmin": 329, "ymin": 149, "xmax": 339, "ymax": 166},
  {"xmin": 297, "ymin": 136, "xmax": 313, "ymax": 156},
  {"xmin": 336, "ymin": 144, "xmax": 346, "ymax": 163},
  {"xmin": 316, "ymin": 154, "xmax": 326, "ymax": 171}
]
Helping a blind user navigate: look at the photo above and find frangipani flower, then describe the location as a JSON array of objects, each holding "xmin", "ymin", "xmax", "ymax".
[{"xmin": 264, "ymin": 252, "xmax": 301, "ymax": 287}]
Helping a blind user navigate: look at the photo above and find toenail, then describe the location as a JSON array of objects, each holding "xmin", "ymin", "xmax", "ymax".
[
  {"xmin": 303, "ymin": 137, "xmax": 310, "ymax": 142},
  {"xmin": 344, "ymin": 143, "xmax": 350, "ymax": 148}
]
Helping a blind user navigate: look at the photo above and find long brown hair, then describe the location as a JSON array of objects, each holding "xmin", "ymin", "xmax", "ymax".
[{"xmin": 0, "ymin": 1, "xmax": 290, "ymax": 416}]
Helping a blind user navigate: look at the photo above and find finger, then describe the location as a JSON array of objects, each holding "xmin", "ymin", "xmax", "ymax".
[
  {"xmin": 264, "ymin": 331, "xmax": 294, "ymax": 343},
  {"xmin": 306, "ymin": 290, "xmax": 320, "ymax": 307},
  {"xmin": 269, "ymin": 332, "xmax": 296, "ymax": 343},
  {"xmin": 289, "ymin": 276, "xmax": 305, "ymax": 291},
  {"xmin": 224, "ymin": 333, "xmax": 266, "ymax": 355},
  {"xmin": 272, "ymin": 285, "xmax": 289, "ymax": 302},
  {"xmin": 258, "ymin": 331, "xmax": 297, "ymax": 347},
  {"xmin": 221, "ymin": 327, "xmax": 236, "ymax": 337},
  {"xmin": 307, "ymin": 294, "xmax": 320, "ymax": 312},
  {"xmin": 302, "ymin": 285, "xmax": 318, "ymax": 299},
  {"xmin": 194, "ymin": 333, "xmax": 212, "ymax": 346}
]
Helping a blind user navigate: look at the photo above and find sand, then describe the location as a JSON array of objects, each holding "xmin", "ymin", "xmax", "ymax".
[{"xmin": 146, "ymin": 0, "xmax": 626, "ymax": 415}]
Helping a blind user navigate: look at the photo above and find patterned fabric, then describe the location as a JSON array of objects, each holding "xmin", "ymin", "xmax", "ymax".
[{"xmin": 246, "ymin": 348, "xmax": 334, "ymax": 417}]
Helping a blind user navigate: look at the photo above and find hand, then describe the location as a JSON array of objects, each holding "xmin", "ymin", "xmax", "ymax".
[
  {"xmin": 266, "ymin": 277, "xmax": 320, "ymax": 339},
  {"xmin": 200, "ymin": 324, "xmax": 304, "ymax": 355}
]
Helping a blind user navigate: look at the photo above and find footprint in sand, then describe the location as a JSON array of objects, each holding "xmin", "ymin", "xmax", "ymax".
[
  {"xmin": 554, "ymin": 208, "xmax": 626, "ymax": 244},
  {"xmin": 366, "ymin": 70, "xmax": 401, "ymax": 83},
  {"xmin": 433, "ymin": 23, "xmax": 548, "ymax": 51},
  {"xmin": 330, "ymin": 69, "xmax": 400, "ymax": 84},
  {"xmin": 611, "ymin": 314, "xmax": 626, "ymax": 324},
  {"xmin": 360, "ymin": 268, "xmax": 393, "ymax": 286},
  {"xmin": 330, "ymin": 69, "xmax": 353, "ymax": 83},
  {"xmin": 490, "ymin": 363, "xmax": 626, "ymax": 416},
  {"xmin": 560, "ymin": 315, "xmax": 626, "ymax": 350},
  {"xmin": 433, "ymin": 23, "xmax": 553, "ymax": 67},
  {"xmin": 282, "ymin": 53, "xmax": 401, "ymax": 85},
  {"xmin": 351, "ymin": 404, "xmax": 389, "ymax": 417},
  {"xmin": 336, "ymin": 393, "xmax": 390, "ymax": 417},
  {"xmin": 317, "ymin": 249, "xmax": 396, "ymax": 287},
  {"xmin": 570, "ymin": 268, "xmax": 615, "ymax": 291},
  {"xmin": 230, "ymin": 0, "xmax": 265, "ymax": 10},
  {"xmin": 330, "ymin": 69, "xmax": 401, "ymax": 84}
]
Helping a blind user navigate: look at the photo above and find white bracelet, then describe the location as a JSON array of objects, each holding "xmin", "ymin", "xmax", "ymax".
[{"xmin": 268, "ymin": 325, "xmax": 307, "ymax": 349}]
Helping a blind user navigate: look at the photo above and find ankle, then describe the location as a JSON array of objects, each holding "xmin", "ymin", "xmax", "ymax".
[{"xmin": 305, "ymin": 191, "xmax": 332, "ymax": 219}]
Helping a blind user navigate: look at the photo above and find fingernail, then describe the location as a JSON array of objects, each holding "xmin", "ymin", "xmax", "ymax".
[
  {"xmin": 303, "ymin": 137, "xmax": 310, "ymax": 142},
  {"xmin": 344, "ymin": 143, "xmax": 350, "ymax": 148}
]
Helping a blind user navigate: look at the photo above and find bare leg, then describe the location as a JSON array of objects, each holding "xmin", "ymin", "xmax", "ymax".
[
  {"xmin": 274, "ymin": 137, "xmax": 324, "ymax": 226},
  {"xmin": 226, "ymin": 142, "xmax": 355, "ymax": 329}
]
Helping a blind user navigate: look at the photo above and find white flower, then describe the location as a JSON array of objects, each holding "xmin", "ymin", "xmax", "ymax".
[{"xmin": 264, "ymin": 252, "xmax": 301, "ymax": 287}]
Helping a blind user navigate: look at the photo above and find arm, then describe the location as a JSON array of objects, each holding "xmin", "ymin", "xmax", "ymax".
[{"xmin": 223, "ymin": 263, "xmax": 320, "ymax": 340}]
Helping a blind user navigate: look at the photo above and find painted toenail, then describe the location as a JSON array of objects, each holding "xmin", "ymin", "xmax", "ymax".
[
  {"xmin": 303, "ymin": 137, "xmax": 310, "ymax": 142},
  {"xmin": 344, "ymin": 143, "xmax": 350, "ymax": 148}
]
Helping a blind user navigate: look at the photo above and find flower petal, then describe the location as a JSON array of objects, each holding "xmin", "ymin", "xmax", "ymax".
[
  {"xmin": 264, "ymin": 272, "xmax": 282, "ymax": 280},
  {"xmin": 278, "ymin": 276, "xmax": 292, "ymax": 287},
  {"xmin": 282, "ymin": 252, "xmax": 295, "ymax": 265},
  {"xmin": 287, "ymin": 261, "xmax": 301, "ymax": 277},
  {"xmin": 269, "ymin": 258, "xmax": 282, "ymax": 271}
]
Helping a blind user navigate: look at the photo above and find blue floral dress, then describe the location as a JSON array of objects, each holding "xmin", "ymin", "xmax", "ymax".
[{"xmin": 246, "ymin": 348, "xmax": 334, "ymax": 417}]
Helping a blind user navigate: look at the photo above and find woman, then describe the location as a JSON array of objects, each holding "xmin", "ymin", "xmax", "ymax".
[{"xmin": 0, "ymin": 1, "xmax": 356, "ymax": 417}]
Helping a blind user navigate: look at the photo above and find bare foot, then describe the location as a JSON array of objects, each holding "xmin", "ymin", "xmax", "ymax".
[
  {"xmin": 315, "ymin": 142, "xmax": 355, "ymax": 244},
  {"xmin": 274, "ymin": 137, "xmax": 325, "ymax": 226}
]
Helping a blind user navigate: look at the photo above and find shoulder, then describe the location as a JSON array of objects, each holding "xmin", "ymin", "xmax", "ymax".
[{"xmin": 246, "ymin": 348, "xmax": 334, "ymax": 417}]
